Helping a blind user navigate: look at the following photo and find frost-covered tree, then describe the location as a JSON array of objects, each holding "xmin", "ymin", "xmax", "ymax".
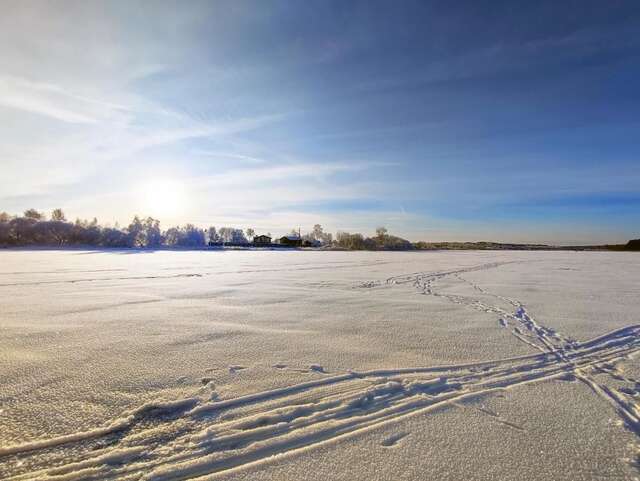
[
  {"xmin": 71, "ymin": 218, "xmax": 101, "ymax": 245},
  {"xmin": 207, "ymin": 226, "xmax": 219, "ymax": 243},
  {"xmin": 375, "ymin": 226, "xmax": 388, "ymax": 245},
  {"xmin": 231, "ymin": 229, "xmax": 248, "ymax": 243},
  {"xmin": 312, "ymin": 224, "xmax": 323, "ymax": 240},
  {"xmin": 164, "ymin": 227, "xmax": 181, "ymax": 246},
  {"xmin": 310, "ymin": 224, "xmax": 332, "ymax": 245},
  {"xmin": 100, "ymin": 227, "xmax": 131, "ymax": 247},
  {"xmin": 9, "ymin": 217, "xmax": 37, "ymax": 244},
  {"xmin": 143, "ymin": 217, "xmax": 162, "ymax": 247},
  {"xmin": 218, "ymin": 227, "xmax": 232, "ymax": 243},
  {"xmin": 382, "ymin": 235, "xmax": 412, "ymax": 250},
  {"xmin": 163, "ymin": 225, "xmax": 205, "ymax": 247},
  {"xmin": 127, "ymin": 216, "xmax": 146, "ymax": 247},
  {"xmin": 34, "ymin": 220, "xmax": 73, "ymax": 245},
  {"xmin": 181, "ymin": 224, "xmax": 206, "ymax": 246},
  {"xmin": 336, "ymin": 231, "xmax": 365, "ymax": 250},
  {"xmin": 218, "ymin": 227, "xmax": 247, "ymax": 244}
]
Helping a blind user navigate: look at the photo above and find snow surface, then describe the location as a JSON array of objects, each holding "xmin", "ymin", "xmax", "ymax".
[{"xmin": 0, "ymin": 249, "xmax": 639, "ymax": 480}]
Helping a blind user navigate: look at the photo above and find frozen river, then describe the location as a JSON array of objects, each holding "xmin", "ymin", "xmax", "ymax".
[{"xmin": 1, "ymin": 249, "xmax": 639, "ymax": 480}]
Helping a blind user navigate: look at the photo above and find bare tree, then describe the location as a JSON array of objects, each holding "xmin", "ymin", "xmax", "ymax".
[
  {"xmin": 0, "ymin": 219, "xmax": 10, "ymax": 244},
  {"xmin": 51, "ymin": 208, "xmax": 66, "ymax": 222},
  {"xmin": 24, "ymin": 208, "xmax": 44, "ymax": 220},
  {"xmin": 246, "ymin": 228, "xmax": 255, "ymax": 239}
]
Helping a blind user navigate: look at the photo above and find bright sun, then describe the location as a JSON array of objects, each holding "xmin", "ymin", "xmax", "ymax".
[{"xmin": 138, "ymin": 179, "xmax": 186, "ymax": 219}]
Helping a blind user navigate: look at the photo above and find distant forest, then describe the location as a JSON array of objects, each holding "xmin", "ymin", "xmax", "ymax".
[
  {"xmin": 1, "ymin": 209, "xmax": 637, "ymax": 251},
  {"xmin": 0, "ymin": 209, "xmax": 413, "ymax": 250}
]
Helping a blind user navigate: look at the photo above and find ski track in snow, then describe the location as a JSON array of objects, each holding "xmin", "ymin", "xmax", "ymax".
[
  {"xmin": 2, "ymin": 261, "xmax": 640, "ymax": 480},
  {"xmin": 0, "ymin": 259, "xmax": 396, "ymax": 288}
]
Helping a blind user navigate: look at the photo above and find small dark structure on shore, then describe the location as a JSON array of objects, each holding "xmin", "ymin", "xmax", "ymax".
[
  {"xmin": 279, "ymin": 235, "xmax": 302, "ymax": 247},
  {"xmin": 626, "ymin": 239, "xmax": 640, "ymax": 251},
  {"xmin": 252, "ymin": 235, "xmax": 272, "ymax": 246}
]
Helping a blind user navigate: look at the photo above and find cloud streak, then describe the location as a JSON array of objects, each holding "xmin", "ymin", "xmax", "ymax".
[{"xmin": 0, "ymin": 76, "xmax": 109, "ymax": 124}]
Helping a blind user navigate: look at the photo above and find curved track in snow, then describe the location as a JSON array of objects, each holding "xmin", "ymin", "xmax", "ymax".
[{"xmin": 2, "ymin": 261, "xmax": 639, "ymax": 480}]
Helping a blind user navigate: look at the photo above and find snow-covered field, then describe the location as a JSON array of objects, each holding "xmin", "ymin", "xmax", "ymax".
[{"xmin": 1, "ymin": 249, "xmax": 639, "ymax": 480}]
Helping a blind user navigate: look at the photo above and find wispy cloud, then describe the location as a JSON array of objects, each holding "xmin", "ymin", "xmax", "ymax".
[{"xmin": 0, "ymin": 76, "xmax": 111, "ymax": 124}]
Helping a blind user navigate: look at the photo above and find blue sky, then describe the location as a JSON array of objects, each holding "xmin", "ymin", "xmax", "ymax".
[{"xmin": 1, "ymin": 1, "xmax": 639, "ymax": 244}]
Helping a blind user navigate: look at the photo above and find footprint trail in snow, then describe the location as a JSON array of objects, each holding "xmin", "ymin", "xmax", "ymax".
[{"xmin": 2, "ymin": 261, "xmax": 640, "ymax": 480}]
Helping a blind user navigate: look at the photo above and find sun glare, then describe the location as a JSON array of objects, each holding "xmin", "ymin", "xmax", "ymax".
[{"xmin": 138, "ymin": 179, "xmax": 186, "ymax": 219}]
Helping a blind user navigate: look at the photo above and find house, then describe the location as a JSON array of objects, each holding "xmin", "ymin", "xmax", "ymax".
[
  {"xmin": 253, "ymin": 234, "xmax": 272, "ymax": 246},
  {"xmin": 278, "ymin": 235, "xmax": 302, "ymax": 247}
]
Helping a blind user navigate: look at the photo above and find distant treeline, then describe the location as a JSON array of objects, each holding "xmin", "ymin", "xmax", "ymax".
[
  {"xmin": 0, "ymin": 209, "xmax": 411, "ymax": 250},
  {"xmin": 0, "ymin": 209, "xmax": 261, "ymax": 248},
  {"xmin": 0, "ymin": 209, "xmax": 637, "ymax": 251}
]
